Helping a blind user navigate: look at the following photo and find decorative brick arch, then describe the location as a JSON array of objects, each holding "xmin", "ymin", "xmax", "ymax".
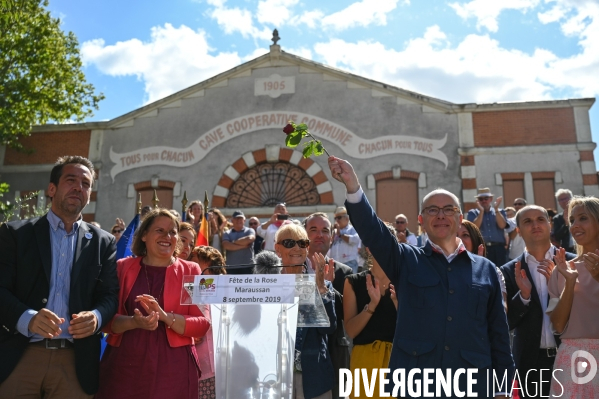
[{"xmin": 211, "ymin": 147, "xmax": 333, "ymax": 208}]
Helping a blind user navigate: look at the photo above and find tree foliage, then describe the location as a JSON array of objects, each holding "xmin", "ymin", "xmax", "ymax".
[
  {"xmin": 0, "ymin": 183, "xmax": 48, "ymax": 224},
  {"xmin": 0, "ymin": 0, "xmax": 104, "ymax": 150}
]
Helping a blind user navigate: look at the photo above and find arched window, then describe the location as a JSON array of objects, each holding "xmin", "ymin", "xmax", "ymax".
[{"xmin": 226, "ymin": 162, "xmax": 320, "ymax": 208}]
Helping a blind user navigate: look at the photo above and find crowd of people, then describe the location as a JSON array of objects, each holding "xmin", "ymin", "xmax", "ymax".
[{"xmin": 0, "ymin": 154, "xmax": 598, "ymax": 399}]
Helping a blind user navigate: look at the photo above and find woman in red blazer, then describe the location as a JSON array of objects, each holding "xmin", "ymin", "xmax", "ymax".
[{"xmin": 96, "ymin": 209, "xmax": 210, "ymax": 399}]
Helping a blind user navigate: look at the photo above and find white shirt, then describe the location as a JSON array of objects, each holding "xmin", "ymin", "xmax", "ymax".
[
  {"xmin": 327, "ymin": 223, "xmax": 360, "ymax": 263},
  {"xmin": 509, "ymin": 233, "xmax": 525, "ymax": 260},
  {"xmin": 256, "ymin": 223, "xmax": 280, "ymax": 251},
  {"xmin": 405, "ymin": 234, "xmax": 418, "ymax": 246},
  {"xmin": 429, "ymin": 238, "xmax": 467, "ymax": 262},
  {"xmin": 519, "ymin": 246, "xmax": 557, "ymax": 349}
]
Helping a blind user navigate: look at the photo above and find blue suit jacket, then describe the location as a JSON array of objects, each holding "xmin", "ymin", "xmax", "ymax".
[{"xmin": 346, "ymin": 195, "xmax": 514, "ymax": 397}]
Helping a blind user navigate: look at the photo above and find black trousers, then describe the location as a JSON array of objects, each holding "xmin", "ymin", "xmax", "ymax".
[{"xmin": 518, "ymin": 349, "xmax": 556, "ymax": 398}]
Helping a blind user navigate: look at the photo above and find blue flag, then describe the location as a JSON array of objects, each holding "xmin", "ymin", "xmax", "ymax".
[{"xmin": 116, "ymin": 214, "xmax": 140, "ymax": 260}]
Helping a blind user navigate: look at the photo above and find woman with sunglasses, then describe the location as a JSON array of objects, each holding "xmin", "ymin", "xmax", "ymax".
[
  {"xmin": 111, "ymin": 224, "xmax": 124, "ymax": 243},
  {"xmin": 97, "ymin": 209, "xmax": 210, "ymax": 399},
  {"xmin": 274, "ymin": 223, "xmax": 336, "ymax": 399},
  {"xmin": 548, "ymin": 196, "xmax": 599, "ymax": 398},
  {"xmin": 343, "ymin": 222, "xmax": 398, "ymax": 399}
]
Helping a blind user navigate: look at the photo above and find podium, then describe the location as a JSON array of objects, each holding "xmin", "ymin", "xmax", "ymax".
[{"xmin": 182, "ymin": 274, "xmax": 331, "ymax": 399}]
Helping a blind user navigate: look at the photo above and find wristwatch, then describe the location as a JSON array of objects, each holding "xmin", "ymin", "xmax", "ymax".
[{"xmin": 363, "ymin": 304, "xmax": 375, "ymax": 315}]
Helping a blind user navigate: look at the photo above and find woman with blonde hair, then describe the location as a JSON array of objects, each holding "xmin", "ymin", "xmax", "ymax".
[
  {"xmin": 97, "ymin": 209, "xmax": 210, "ymax": 399},
  {"xmin": 187, "ymin": 200, "xmax": 204, "ymax": 233},
  {"xmin": 548, "ymin": 196, "xmax": 599, "ymax": 398},
  {"xmin": 274, "ymin": 223, "xmax": 336, "ymax": 399}
]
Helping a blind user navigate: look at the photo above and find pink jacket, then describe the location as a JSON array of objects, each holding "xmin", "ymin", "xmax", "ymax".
[
  {"xmin": 195, "ymin": 304, "xmax": 215, "ymax": 381},
  {"xmin": 104, "ymin": 257, "xmax": 210, "ymax": 347}
]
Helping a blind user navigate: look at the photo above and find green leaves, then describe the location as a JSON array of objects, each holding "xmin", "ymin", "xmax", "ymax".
[
  {"xmin": 302, "ymin": 140, "xmax": 325, "ymax": 158},
  {"xmin": 285, "ymin": 131, "xmax": 302, "ymax": 147},
  {"xmin": 0, "ymin": 0, "xmax": 104, "ymax": 150},
  {"xmin": 282, "ymin": 120, "xmax": 330, "ymax": 158}
]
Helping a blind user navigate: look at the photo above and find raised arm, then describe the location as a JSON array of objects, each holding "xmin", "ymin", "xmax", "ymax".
[{"xmin": 328, "ymin": 156, "xmax": 403, "ymax": 284}]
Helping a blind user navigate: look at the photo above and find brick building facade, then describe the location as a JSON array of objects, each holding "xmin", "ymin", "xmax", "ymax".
[{"xmin": 0, "ymin": 44, "xmax": 596, "ymax": 227}]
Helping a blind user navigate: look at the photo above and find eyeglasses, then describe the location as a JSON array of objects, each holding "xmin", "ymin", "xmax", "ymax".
[
  {"xmin": 277, "ymin": 239, "xmax": 310, "ymax": 249},
  {"xmin": 513, "ymin": 202, "xmax": 525, "ymax": 206},
  {"xmin": 334, "ymin": 215, "xmax": 346, "ymax": 220},
  {"xmin": 112, "ymin": 229, "xmax": 123, "ymax": 234},
  {"xmin": 395, "ymin": 220, "xmax": 406, "ymax": 224},
  {"xmin": 422, "ymin": 206, "xmax": 460, "ymax": 216}
]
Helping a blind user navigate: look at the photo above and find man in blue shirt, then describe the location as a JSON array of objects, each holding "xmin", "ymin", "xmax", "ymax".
[
  {"xmin": 467, "ymin": 188, "xmax": 509, "ymax": 266},
  {"xmin": 222, "ymin": 210, "xmax": 255, "ymax": 274},
  {"xmin": 328, "ymin": 156, "xmax": 513, "ymax": 398},
  {"xmin": 0, "ymin": 156, "xmax": 118, "ymax": 398}
]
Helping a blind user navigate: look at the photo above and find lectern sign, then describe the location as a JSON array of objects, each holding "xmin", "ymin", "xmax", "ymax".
[{"xmin": 191, "ymin": 274, "xmax": 296, "ymax": 304}]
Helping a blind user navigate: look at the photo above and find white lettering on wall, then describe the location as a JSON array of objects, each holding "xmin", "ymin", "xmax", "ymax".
[{"xmin": 109, "ymin": 111, "xmax": 449, "ymax": 180}]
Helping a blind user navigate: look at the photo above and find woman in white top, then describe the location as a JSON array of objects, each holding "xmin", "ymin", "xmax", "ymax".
[{"xmin": 548, "ymin": 196, "xmax": 599, "ymax": 398}]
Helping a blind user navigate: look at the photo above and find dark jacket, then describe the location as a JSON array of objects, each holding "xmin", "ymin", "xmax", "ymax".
[
  {"xmin": 327, "ymin": 259, "xmax": 352, "ymax": 399},
  {"xmin": 346, "ymin": 194, "xmax": 515, "ymax": 397},
  {"xmin": 551, "ymin": 213, "xmax": 574, "ymax": 253},
  {"xmin": 500, "ymin": 250, "xmax": 576, "ymax": 374},
  {"xmin": 0, "ymin": 215, "xmax": 119, "ymax": 394},
  {"xmin": 300, "ymin": 280, "xmax": 337, "ymax": 399}
]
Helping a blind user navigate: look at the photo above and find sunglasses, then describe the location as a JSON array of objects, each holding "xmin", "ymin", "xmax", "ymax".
[
  {"xmin": 112, "ymin": 229, "xmax": 123, "ymax": 234},
  {"xmin": 513, "ymin": 203, "xmax": 525, "ymax": 206},
  {"xmin": 395, "ymin": 220, "xmax": 406, "ymax": 224},
  {"xmin": 277, "ymin": 239, "xmax": 310, "ymax": 249}
]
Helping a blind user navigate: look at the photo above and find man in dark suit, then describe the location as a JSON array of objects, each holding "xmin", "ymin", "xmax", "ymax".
[
  {"xmin": 551, "ymin": 188, "xmax": 575, "ymax": 253},
  {"xmin": 329, "ymin": 156, "xmax": 514, "ymax": 398},
  {"xmin": 0, "ymin": 156, "xmax": 119, "ymax": 398},
  {"xmin": 500, "ymin": 205, "xmax": 576, "ymax": 398},
  {"xmin": 304, "ymin": 212, "xmax": 353, "ymax": 399}
]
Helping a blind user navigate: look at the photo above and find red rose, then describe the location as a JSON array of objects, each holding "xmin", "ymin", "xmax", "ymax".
[{"xmin": 283, "ymin": 123, "xmax": 295, "ymax": 135}]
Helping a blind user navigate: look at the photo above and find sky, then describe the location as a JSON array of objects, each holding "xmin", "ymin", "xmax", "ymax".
[{"xmin": 49, "ymin": 0, "xmax": 599, "ymax": 163}]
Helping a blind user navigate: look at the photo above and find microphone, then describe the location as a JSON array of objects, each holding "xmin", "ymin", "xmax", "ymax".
[{"xmin": 253, "ymin": 251, "xmax": 282, "ymax": 274}]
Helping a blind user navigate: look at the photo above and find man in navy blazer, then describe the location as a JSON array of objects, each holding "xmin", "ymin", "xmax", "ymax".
[
  {"xmin": 329, "ymin": 156, "xmax": 514, "ymax": 398},
  {"xmin": 500, "ymin": 205, "xmax": 576, "ymax": 398},
  {"xmin": 0, "ymin": 156, "xmax": 118, "ymax": 397}
]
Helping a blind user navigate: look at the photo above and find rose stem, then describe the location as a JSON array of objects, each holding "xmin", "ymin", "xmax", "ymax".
[{"xmin": 307, "ymin": 133, "xmax": 331, "ymax": 157}]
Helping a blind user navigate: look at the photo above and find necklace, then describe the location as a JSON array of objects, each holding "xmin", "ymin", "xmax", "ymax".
[{"xmin": 143, "ymin": 258, "xmax": 171, "ymax": 300}]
